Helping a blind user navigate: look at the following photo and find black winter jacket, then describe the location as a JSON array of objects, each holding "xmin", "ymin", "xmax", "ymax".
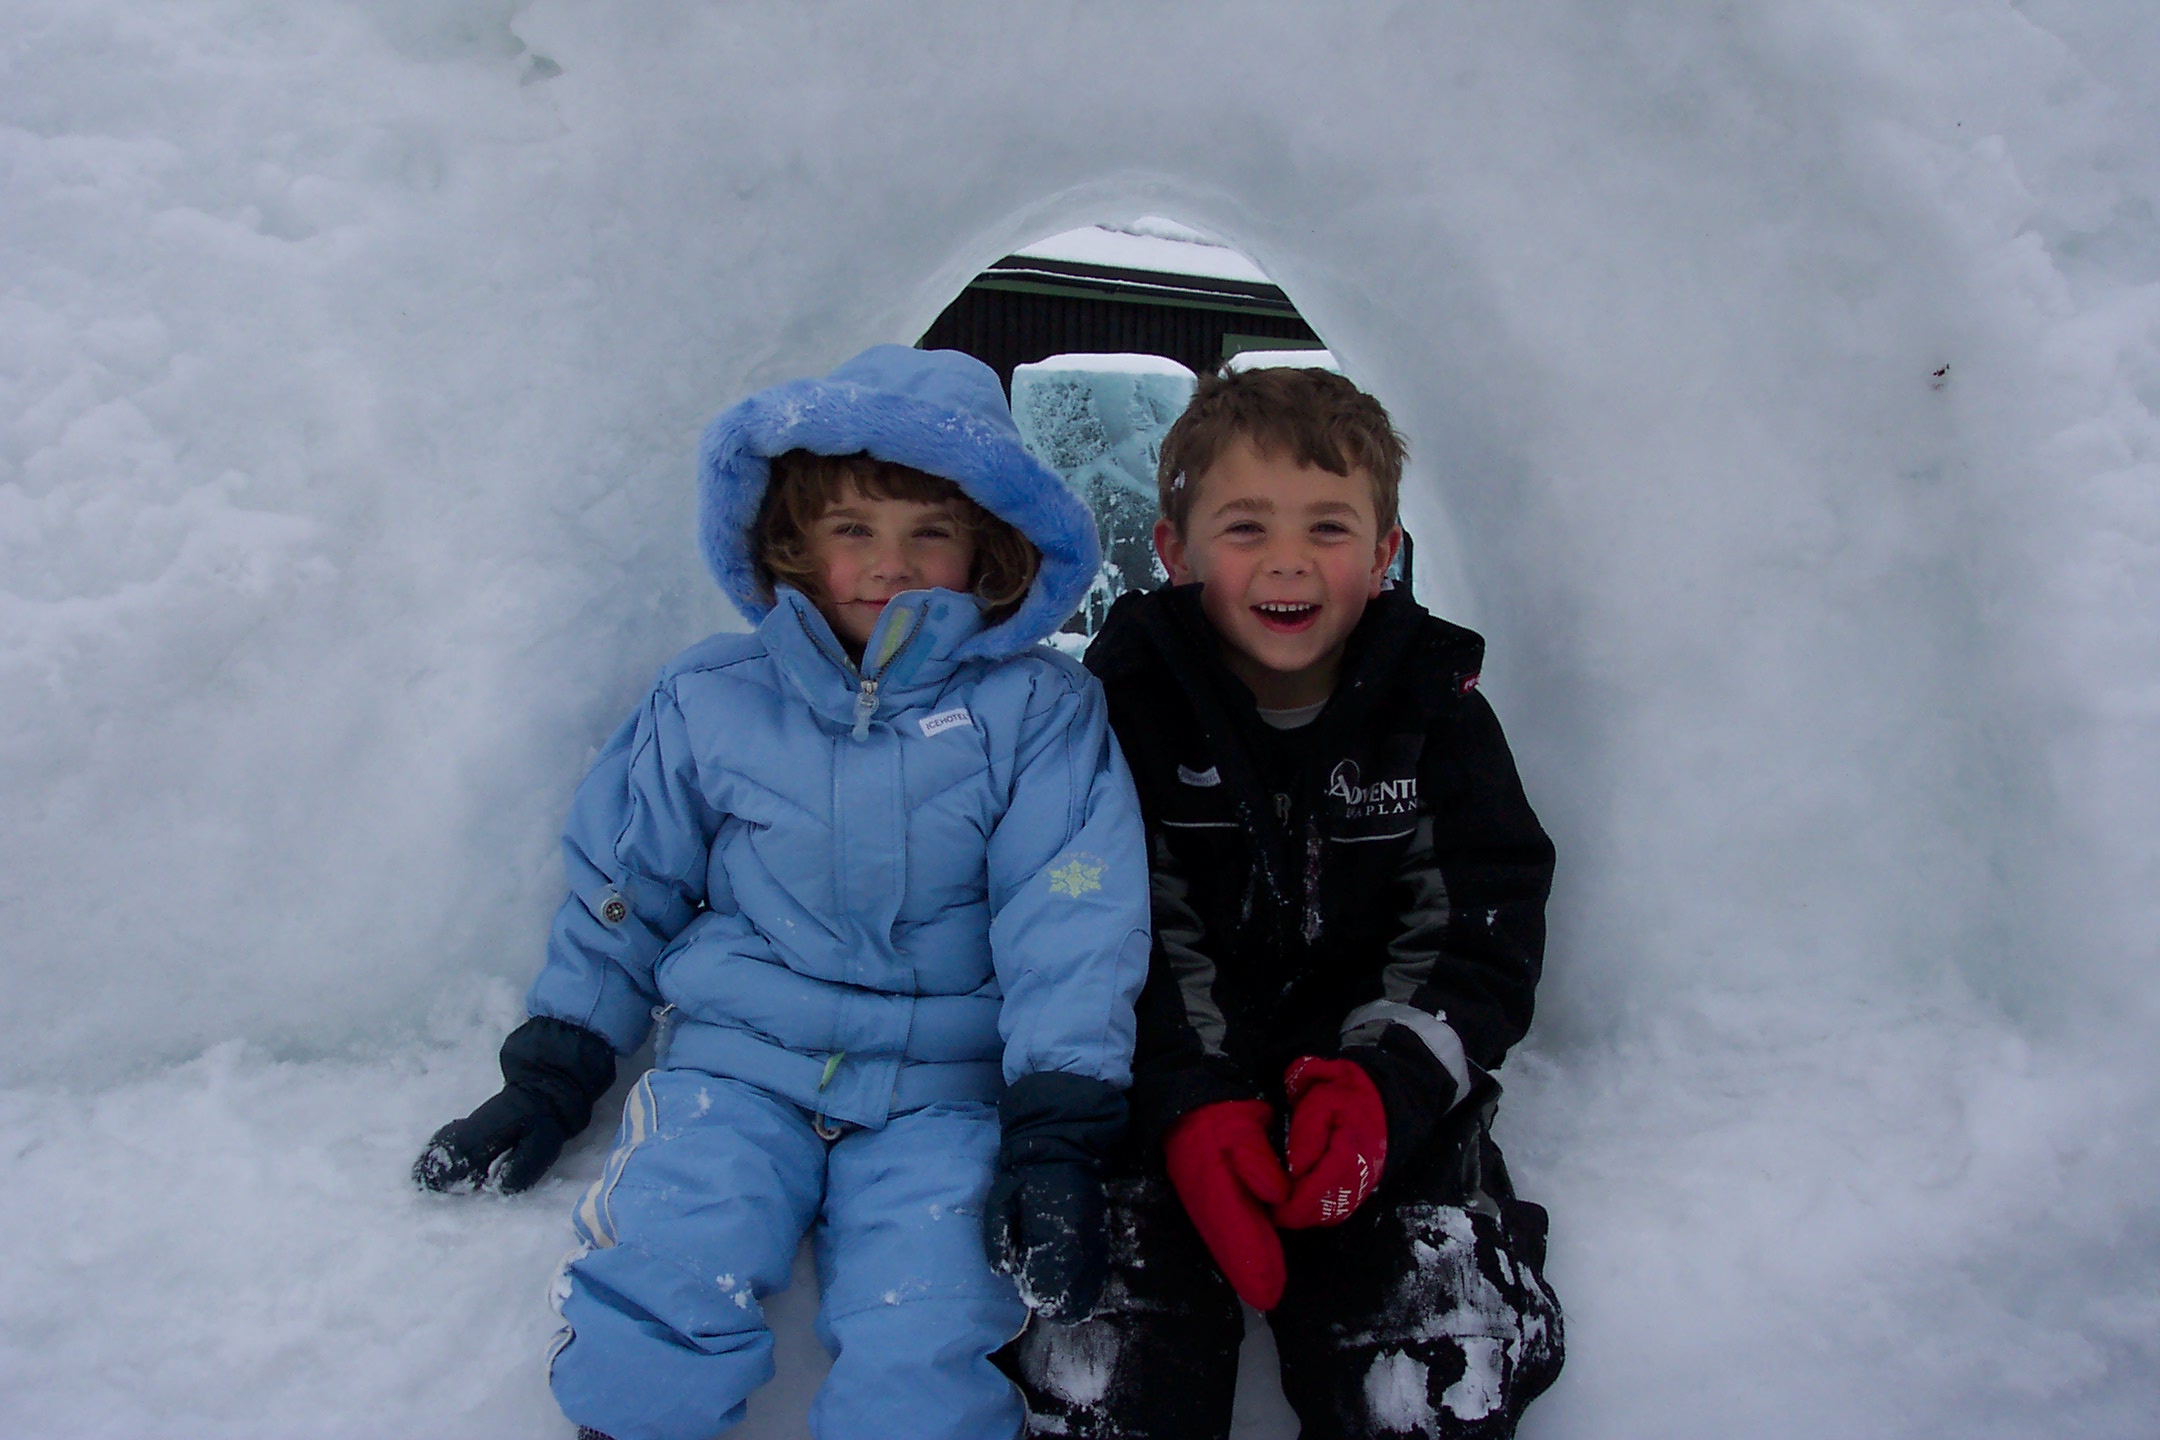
[{"xmin": 1084, "ymin": 584, "xmax": 1555, "ymax": 1173}]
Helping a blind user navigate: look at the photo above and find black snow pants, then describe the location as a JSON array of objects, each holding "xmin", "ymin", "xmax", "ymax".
[{"xmin": 1001, "ymin": 1098, "xmax": 1563, "ymax": 1440}]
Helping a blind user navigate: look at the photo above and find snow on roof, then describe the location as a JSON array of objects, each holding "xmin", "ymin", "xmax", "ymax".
[
  {"xmin": 1014, "ymin": 351, "xmax": 1199, "ymax": 378},
  {"xmin": 1012, "ymin": 218, "xmax": 1273, "ymax": 285},
  {"xmin": 1225, "ymin": 348, "xmax": 1340, "ymax": 374}
]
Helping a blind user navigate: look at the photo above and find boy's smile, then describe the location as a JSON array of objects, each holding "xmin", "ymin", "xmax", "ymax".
[
  {"xmin": 1154, "ymin": 436, "xmax": 1400, "ymax": 710},
  {"xmin": 805, "ymin": 482, "xmax": 976, "ymax": 660}
]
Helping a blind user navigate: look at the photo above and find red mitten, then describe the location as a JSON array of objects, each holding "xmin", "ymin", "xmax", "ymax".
[
  {"xmin": 1272, "ymin": 1057, "xmax": 1387, "ymax": 1229},
  {"xmin": 1163, "ymin": 1099, "xmax": 1291, "ymax": 1310}
]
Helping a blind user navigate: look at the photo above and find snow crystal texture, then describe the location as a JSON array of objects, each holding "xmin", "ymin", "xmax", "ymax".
[{"xmin": 1011, "ymin": 353, "xmax": 1192, "ymax": 635}]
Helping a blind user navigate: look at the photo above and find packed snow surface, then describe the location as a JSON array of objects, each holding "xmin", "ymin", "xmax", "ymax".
[
  {"xmin": 1014, "ymin": 219, "xmax": 1274, "ymax": 284},
  {"xmin": 1226, "ymin": 348, "xmax": 1341, "ymax": 373},
  {"xmin": 5, "ymin": 2, "xmax": 2160, "ymax": 1437},
  {"xmin": 1020, "ymin": 351, "xmax": 1199, "ymax": 378}
]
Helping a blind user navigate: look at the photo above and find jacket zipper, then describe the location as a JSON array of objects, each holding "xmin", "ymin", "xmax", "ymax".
[
  {"xmin": 1300, "ymin": 817, "xmax": 1323, "ymax": 944},
  {"xmin": 851, "ymin": 678, "xmax": 880, "ymax": 739},
  {"xmin": 794, "ymin": 603, "xmax": 928, "ymax": 742}
]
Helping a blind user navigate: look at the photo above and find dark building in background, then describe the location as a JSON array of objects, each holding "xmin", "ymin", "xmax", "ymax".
[
  {"xmin": 918, "ymin": 252, "xmax": 1322, "ymax": 392},
  {"xmin": 918, "ymin": 233, "xmax": 1408, "ymax": 604}
]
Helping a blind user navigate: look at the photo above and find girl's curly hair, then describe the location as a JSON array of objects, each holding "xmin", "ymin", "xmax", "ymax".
[{"xmin": 752, "ymin": 450, "xmax": 1041, "ymax": 624}]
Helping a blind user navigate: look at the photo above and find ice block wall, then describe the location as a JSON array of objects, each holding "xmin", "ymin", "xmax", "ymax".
[{"xmin": 1011, "ymin": 352, "xmax": 1196, "ymax": 637}]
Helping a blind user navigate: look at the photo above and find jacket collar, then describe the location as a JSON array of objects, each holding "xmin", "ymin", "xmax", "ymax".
[
  {"xmin": 761, "ymin": 585, "xmax": 988, "ymax": 732},
  {"xmin": 1089, "ymin": 584, "xmax": 1479, "ymax": 900},
  {"xmin": 1098, "ymin": 583, "xmax": 1451, "ymax": 738}
]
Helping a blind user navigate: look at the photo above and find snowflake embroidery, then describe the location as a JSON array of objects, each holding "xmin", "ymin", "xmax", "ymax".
[{"xmin": 1046, "ymin": 855, "xmax": 1104, "ymax": 898}]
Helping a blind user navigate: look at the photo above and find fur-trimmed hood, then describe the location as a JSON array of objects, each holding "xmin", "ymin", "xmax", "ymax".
[{"xmin": 697, "ymin": 345, "xmax": 1100, "ymax": 661}]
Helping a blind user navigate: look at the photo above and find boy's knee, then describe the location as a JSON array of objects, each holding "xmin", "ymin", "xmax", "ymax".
[
  {"xmin": 1276, "ymin": 1200, "xmax": 1563, "ymax": 1439},
  {"xmin": 1004, "ymin": 1309, "xmax": 1241, "ymax": 1440},
  {"xmin": 999, "ymin": 1177, "xmax": 1247, "ymax": 1440},
  {"xmin": 1311, "ymin": 1333, "xmax": 1535, "ymax": 1440}
]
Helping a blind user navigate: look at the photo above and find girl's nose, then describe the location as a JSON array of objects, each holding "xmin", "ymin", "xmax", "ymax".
[{"xmin": 869, "ymin": 541, "xmax": 912, "ymax": 584}]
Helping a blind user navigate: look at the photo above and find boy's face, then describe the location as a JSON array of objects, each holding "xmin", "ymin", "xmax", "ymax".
[
  {"xmin": 805, "ymin": 481, "xmax": 976, "ymax": 659},
  {"xmin": 1154, "ymin": 436, "xmax": 1401, "ymax": 709}
]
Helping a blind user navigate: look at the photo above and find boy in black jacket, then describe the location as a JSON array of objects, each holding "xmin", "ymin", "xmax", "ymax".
[{"xmin": 1006, "ymin": 367, "xmax": 1563, "ymax": 1439}]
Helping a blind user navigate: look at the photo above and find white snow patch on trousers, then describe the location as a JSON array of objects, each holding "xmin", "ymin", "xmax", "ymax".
[
  {"xmin": 1038, "ymin": 1320, "xmax": 1119, "ymax": 1409},
  {"xmin": 1443, "ymin": 1335, "xmax": 1505, "ymax": 1420},
  {"xmin": 1364, "ymin": 1349, "xmax": 1438, "ymax": 1432}
]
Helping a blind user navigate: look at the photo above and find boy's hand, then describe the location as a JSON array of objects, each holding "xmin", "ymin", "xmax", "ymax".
[
  {"xmin": 983, "ymin": 1073, "xmax": 1128, "ymax": 1323},
  {"xmin": 1272, "ymin": 1056, "xmax": 1388, "ymax": 1229},
  {"xmin": 412, "ymin": 1017, "xmax": 616, "ymax": 1195},
  {"xmin": 1163, "ymin": 1099, "xmax": 1290, "ymax": 1310}
]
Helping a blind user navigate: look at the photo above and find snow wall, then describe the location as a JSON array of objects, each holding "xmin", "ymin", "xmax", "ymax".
[{"xmin": 4, "ymin": 2, "xmax": 2159, "ymax": 1436}]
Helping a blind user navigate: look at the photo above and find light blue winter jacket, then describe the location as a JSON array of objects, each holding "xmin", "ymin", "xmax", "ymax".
[{"xmin": 526, "ymin": 346, "xmax": 1151, "ymax": 1128}]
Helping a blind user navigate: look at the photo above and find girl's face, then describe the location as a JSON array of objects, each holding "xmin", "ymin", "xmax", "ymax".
[{"xmin": 805, "ymin": 481, "xmax": 977, "ymax": 658}]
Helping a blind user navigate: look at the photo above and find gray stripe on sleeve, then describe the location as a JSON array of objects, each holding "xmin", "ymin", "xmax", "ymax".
[
  {"xmin": 1340, "ymin": 1000, "xmax": 1472, "ymax": 1106},
  {"xmin": 1341, "ymin": 815, "xmax": 1471, "ymax": 1111},
  {"xmin": 1379, "ymin": 816, "xmax": 1447, "ymax": 1003},
  {"xmin": 1151, "ymin": 832, "xmax": 1227, "ymax": 1056}
]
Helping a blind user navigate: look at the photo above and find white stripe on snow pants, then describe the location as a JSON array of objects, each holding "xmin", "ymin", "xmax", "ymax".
[{"xmin": 548, "ymin": 1069, "xmax": 1028, "ymax": 1440}]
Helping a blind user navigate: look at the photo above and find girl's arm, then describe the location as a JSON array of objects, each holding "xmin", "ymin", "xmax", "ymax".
[
  {"xmin": 416, "ymin": 677, "xmax": 720, "ymax": 1194},
  {"xmin": 981, "ymin": 660, "xmax": 1151, "ymax": 1315},
  {"xmin": 984, "ymin": 661, "xmax": 1152, "ymax": 1086},
  {"xmin": 526, "ymin": 678, "xmax": 723, "ymax": 1056}
]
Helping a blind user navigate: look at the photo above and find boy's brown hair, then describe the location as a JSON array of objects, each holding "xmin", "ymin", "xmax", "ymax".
[
  {"xmin": 752, "ymin": 450, "xmax": 1041, "ymax": 622},
  {"xmin": 1157, "ymin": 366, "xmax": 1407, "ymax": 535}
]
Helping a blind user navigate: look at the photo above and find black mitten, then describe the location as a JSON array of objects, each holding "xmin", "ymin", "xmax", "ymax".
[
  {"xmin": 983, "ymin": 1072, "xmax": 1127, "ymax": 1322},
  {"xmin": 413, "ymin": 1017, "xmax": 617, "ymax": 1194},
  {"xmin": 1342, "ymin": 1021, "xmax": 1464, "ymax": 1180}
]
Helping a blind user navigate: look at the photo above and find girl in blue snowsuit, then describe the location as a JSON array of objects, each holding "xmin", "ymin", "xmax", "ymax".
[{"xmin": 414, "ymin": 345, "xmax": 1152, "ymax": 1440}]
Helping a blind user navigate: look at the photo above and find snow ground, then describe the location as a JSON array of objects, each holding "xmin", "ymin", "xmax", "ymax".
[{"xmin": 5, "ymin": 2, "xmax": 2160, "ymax": 1436}]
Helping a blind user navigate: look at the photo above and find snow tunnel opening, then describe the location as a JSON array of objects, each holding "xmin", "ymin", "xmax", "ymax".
[{"xmin": 915, "ymin": 216, "xmax": 1410, "ymax": 646}]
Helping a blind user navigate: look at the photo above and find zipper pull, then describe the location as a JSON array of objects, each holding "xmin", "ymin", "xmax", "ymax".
[
  {"xmin": 819, "ymin": 1051, "xmax": 847, "ymax": 1089},
  {"xmin": 1302, "ymin": 822, "xmax": 1324, "ymax": 943},
  {"xmin": 851, "ymin": 678, "xmax": 878, "ymax": 740}
]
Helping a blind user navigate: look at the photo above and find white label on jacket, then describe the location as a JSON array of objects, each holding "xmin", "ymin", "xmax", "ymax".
[
  {"xmin": 1325, "ymin": 759, "xmax": 1418, "ymax": 819},
  {"xmin": 918, "ymin": 707, "xmax": 973, "ymax": 738},
  {"xmin": 1177, "ymin": 764, "xmax": 1221, "ymax": 787}
]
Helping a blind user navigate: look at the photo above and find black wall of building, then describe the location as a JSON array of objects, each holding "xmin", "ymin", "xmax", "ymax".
[
  {"xmin": 918, "ymin": 268, "xmax": 1320, "ymax": 391},
  {"xmin": 915, "ymin": 257, "xmax": 1411, "ymax": 593}
]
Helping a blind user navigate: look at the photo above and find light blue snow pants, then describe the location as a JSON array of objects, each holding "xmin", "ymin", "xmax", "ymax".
[{"xmin": 547, "ymin": 1070, "xmax": 1027, "ymax": 1440}]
